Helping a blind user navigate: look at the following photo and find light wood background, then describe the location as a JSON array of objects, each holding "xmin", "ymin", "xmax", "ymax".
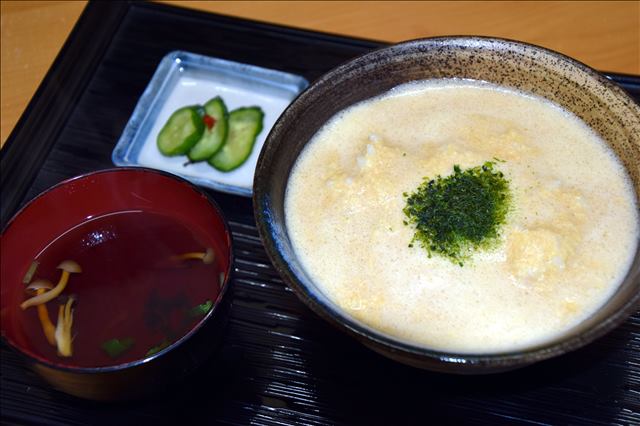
[{"xmin": 2, "ymin": 1, "xmax": 639, "ymax": 147}]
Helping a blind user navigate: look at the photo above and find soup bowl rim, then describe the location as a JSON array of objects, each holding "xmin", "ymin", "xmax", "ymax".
[{"xmin": 1, "ymin": 166, "xmax": 235, "ymax": 374}]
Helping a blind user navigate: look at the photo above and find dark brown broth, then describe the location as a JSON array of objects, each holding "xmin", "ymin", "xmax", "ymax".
[{"xmin": 19, "ymin": 211, "xmax": 222, "ymax": 367}]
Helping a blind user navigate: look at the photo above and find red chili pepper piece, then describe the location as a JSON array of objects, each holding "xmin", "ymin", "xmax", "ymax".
[{"xmin": 203, "ymin": 114, "xmax": 216, "ymax": 130}]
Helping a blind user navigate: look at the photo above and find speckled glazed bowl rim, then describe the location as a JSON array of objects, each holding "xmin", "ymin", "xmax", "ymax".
[
  {"xmin": 1, "ymin": 167, "xmax": 235, "ymax": 374},
  {"xmin": 254, "ymin": 36, "xmax": 640, "ymax": 370}
]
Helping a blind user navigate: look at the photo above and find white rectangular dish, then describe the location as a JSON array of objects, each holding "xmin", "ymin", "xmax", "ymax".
[{"xmin": 112, "ymin": 51, "xmax": 309, "ymax": 196}]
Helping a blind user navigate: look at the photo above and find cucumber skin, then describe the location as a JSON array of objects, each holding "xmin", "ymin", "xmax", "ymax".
[
  {"xmin": 209, "ymin": 107, "xmax": 264, "ymax": 172},
  {"xmin": 187, "ymin": 97, "xmax": 229, "ymax": 162},
  {"xmin": 157, "ymin": 106, "xmax": 204, "ymax": 156}
]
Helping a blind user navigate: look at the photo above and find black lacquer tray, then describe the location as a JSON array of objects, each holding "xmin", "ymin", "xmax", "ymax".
[{"xmin": 1, "ymin": 2, "xmax": 639, "ymax": 424}]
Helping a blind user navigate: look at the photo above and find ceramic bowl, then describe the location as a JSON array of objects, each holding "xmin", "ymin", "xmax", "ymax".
[
  {"xmin": 253, "ymin": 37, "xmax": 640, "ymax": 373},
  {"xmin": 1, "ymin": 168, "xmax": 233, "ymax": 399}
]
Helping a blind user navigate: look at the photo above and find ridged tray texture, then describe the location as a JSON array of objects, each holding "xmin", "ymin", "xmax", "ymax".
[{"xmin": 1, "ymin": 3, "xmax": 639, "ymax": 425}]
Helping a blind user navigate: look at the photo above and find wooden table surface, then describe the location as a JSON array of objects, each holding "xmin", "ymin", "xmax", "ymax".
[{"xmin": 1, "ymin": 1, "xmax": 639, "ymax": 147}]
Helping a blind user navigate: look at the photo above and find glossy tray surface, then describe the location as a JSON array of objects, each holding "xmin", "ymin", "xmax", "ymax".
[{"xmin": 1, "ymin": 2, "xmax": 639, "ymax": 425}]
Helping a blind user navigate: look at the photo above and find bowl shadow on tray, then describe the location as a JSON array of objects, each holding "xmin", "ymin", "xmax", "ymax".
[
  {"xmin": 290, "ymin": 319, "xmax": 635, "ymax": 424},
  {"xmin": 13, "ymin": 329, "xmax": 241, "ymax": 424},
  {"xmin": 114, "ymin": 303, "xmax": 632, "ymax": 425},
  {"xmin": 6, "ymin": 296, "xmax": 633, "ymax": 425}
]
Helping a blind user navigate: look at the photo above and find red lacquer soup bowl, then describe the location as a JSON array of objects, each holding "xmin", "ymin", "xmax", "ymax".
[{"xmin": 1, "ymin": 168, "xmax": 233, "ymax": 400}]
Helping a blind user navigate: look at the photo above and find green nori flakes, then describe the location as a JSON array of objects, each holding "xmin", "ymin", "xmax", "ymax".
[{"xmin": 403, "ymin": 161, "xmax": 511, "ymax": 265}]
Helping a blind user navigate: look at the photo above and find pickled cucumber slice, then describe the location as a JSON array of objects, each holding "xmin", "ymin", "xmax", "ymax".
[
  {"xmin": 209, "ymin": 107, "xmax": 264, "ymax": 172},
  {"xmin": 157, "ymin": 106, "xmax": 204, "ymax": 156},
  {"xmin": 188, "ymin": 97, "xmax": 229, "ymax": 162}
]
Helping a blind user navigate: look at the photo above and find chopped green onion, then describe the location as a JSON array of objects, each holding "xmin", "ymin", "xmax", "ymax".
[
  {"xmin": 101, "ymin": 337, "xmax": 134, "ymax": 358},
  {"xmin": 146, "ymin": 339, "xmax": 170, "ymax": 357},
  {"xmin": 188, "ymin": 299, "xmax": 213, "ymax": 318},
  {"xmin": 22, "ymin": 261, "xmax": 39, "ymax": 284}
]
